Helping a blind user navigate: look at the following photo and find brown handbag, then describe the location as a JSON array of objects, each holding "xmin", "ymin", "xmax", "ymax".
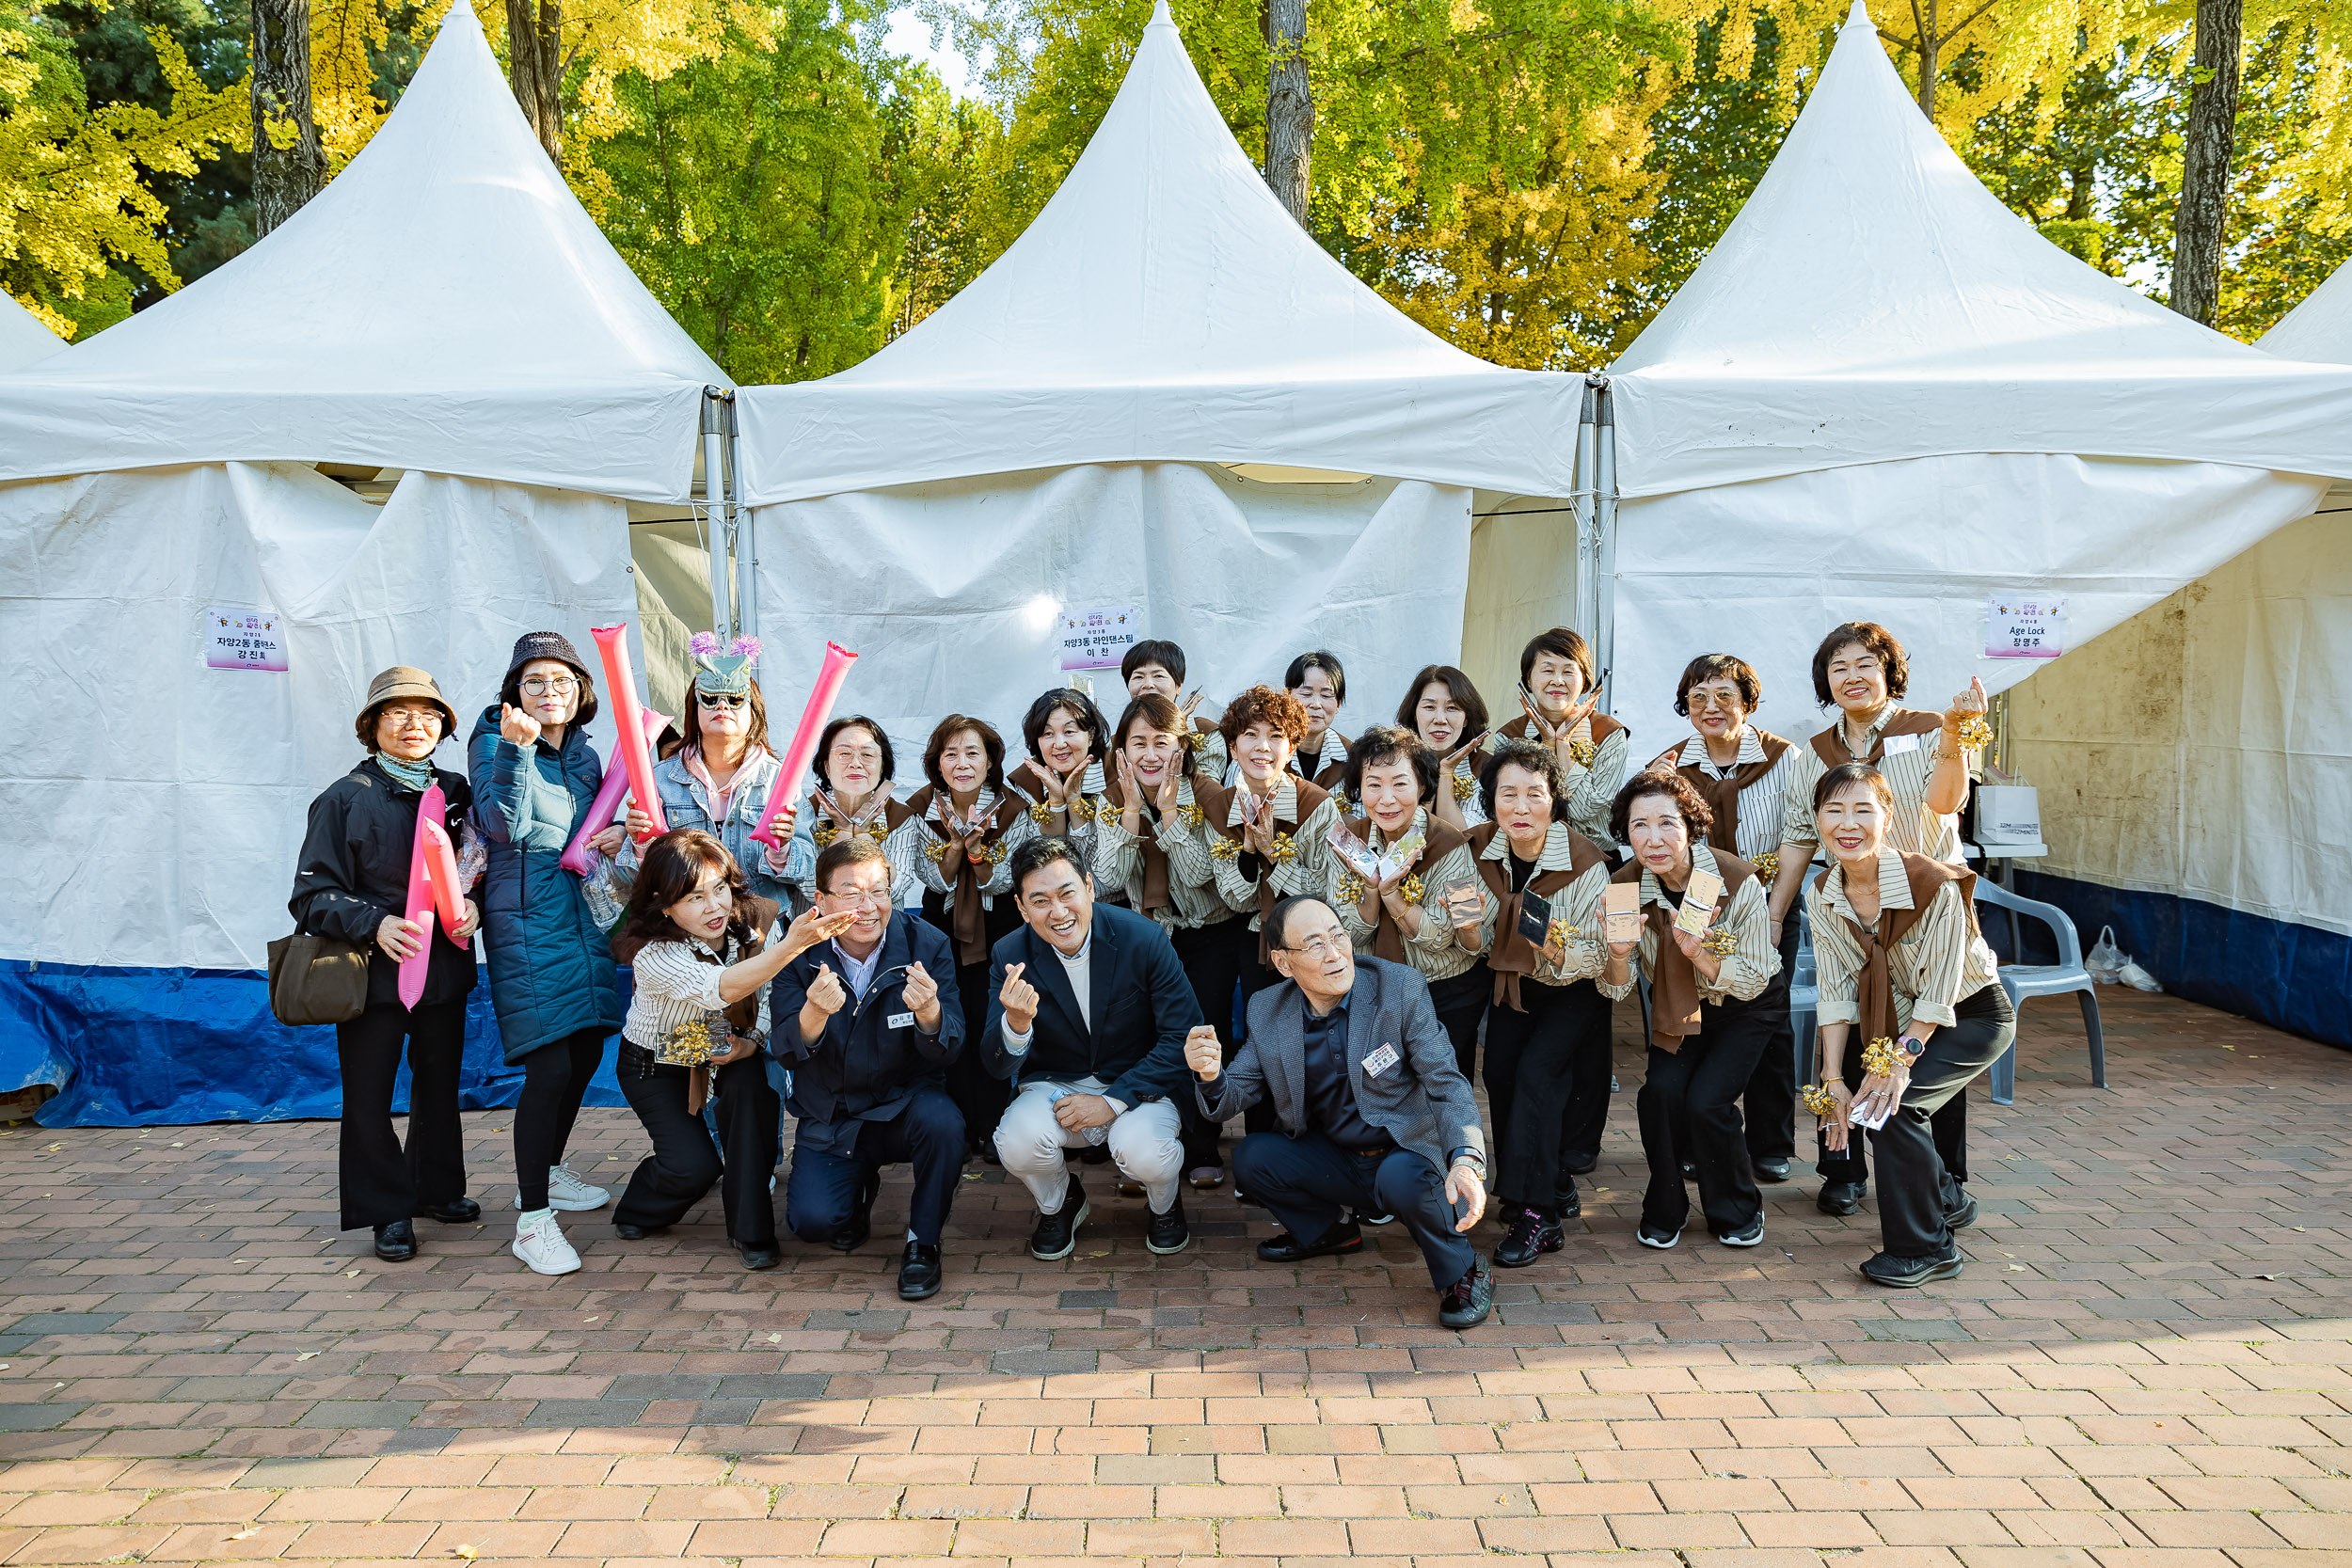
[{"xmin": 265, "ymin": 932, "xmax": 371, "ymax": 1025}]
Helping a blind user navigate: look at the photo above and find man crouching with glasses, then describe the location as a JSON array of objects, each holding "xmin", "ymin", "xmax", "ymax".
[{"xmin": 1188, "ymin": 895, "xmax": 1495, "ymax": 1329}]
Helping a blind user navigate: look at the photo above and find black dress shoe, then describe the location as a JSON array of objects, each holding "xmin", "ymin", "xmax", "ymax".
[
  {"xmin": 1753, "ymin": 1158, "xmax": 1792, "ymax": 1183},
  {"xmin": 1494, "ymin": 1206, "xmax": 1564, "ymax": 1268},
  {"xmin": 1029, "ymin": 1179, "xmax": 1089, "ymax": 1260},
  {"xmin": 417, "ymin": 1197, "xmax": 480, "ymax": 1224},
  {"xmin": 1945, "ymin": 1190, "xmax": 1979, "ymax": 1231},
  {"xmin": 614, "ymin": 1221, "xmax": 672, "ymax": 1241},
  {"xmin": 1860, "ymin": 1243, "xmax": 1963, "ymax": 1288},
  {"xmin": 1145, "ymin": 1196, "xmax": 1190, "ymax": 1255},
  {"xmin": 1818, "ymin": 1180, "xmax": 1868, "ymax": 1216},
  {"xmin": 1256, "ymin": 1219, "xmax": 1362, "ymax": 1262},
  {"xmin": 1438, "ymin": 1257, "xmax": 1494, "ymax": 1329},
  {"xmin": 1560, "ymin": 1153, "xmax": 1598, "ymax": 1177},
  {"xmin": 373, "ymin": 1219, "xmax": 416, "ymax": 1261},
  {"xmin": 898, "ymin": 1243, "xmax": 943, "ymax": 1301},
  {"xmin": 832, "ymin": 1168, "xmax": 881, "ymax": 1252},
  {"xmin": 739, "ymin": 1243, "xmax": 783, "ymax": 1271}
]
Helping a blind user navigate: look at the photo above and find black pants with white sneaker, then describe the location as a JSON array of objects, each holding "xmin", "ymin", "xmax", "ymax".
[
  {"xmin": 335, "ymin": 1001, "xmax": 468, "ymax": 1231},
  {"xmin": 1637, "ymin": 989, "xmax": 1773, "ymax": 1238},
  {"xmin": 614, "ymin": 1046, "xmax": 780, "ymax": 1248},
  {"xmin": 1864, "ymin": 983, "xmax": 2013, "ymax": 1257},
  {"xmin": 1817, "ymin": 1037, "xmax": 1970, "ymax": 1189},
  {"xmin": 1485, "ymin": 977, "xmax": 1611, "ymax": 1211},
  {"xmin": 1233, "ymin": 1132, "xmax": 1474, "ymax": 1291}
]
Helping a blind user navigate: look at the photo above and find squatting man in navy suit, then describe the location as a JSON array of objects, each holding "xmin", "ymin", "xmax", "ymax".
[
  {"xmin": 1189, "ymin": 894, "xmax": 1496, "ymax": 1329},
  {"xmin": 985, "ymin": 836, "xmax": 1204, "ymax": 1261}
]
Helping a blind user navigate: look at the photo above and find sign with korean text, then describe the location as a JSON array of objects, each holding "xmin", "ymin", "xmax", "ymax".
[
  {"xmin": 205, "ymin": 607, "xmax": 288, "ymax": 672},
  {"xmin": 1058, "ymin": 604, "xmax": 1138, "ymax": 671},
  {"xmin": 1982, "ymin": 594, "xmax": 2064, "ymax": 659}
]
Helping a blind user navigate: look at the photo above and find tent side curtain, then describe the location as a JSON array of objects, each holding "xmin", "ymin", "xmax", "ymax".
[
  {"xmin": 2006, "ymin": 510, "xmax": 2352, "ymax": 1048},
  {"xmin": 0, "ymin": 463, "xmax": 636, "ymax": 1123},
  {"xmin": 741, "ymin": 463, "xmax": 1473, "ymax": 768}
]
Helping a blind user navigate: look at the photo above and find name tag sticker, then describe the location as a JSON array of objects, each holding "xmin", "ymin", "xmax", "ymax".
[
  {"xmin": 1362, "ymin": 1043, "xmax": 1401, "ymax": 1077},
  {"xmin": 887, "ymin": 1012, "xmax": 916, "ymax": 1029},
  {"xmin": 1881, "ymin": 732, "xmax": 1923, "ymax": 756}
]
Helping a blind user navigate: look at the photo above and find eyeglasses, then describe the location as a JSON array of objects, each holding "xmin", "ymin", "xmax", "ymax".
[
  {"xmin": 699, "ymin": 693, "xmax": 749, "ymax": 710},
  {"xmin": 822, "ymin": 890, "xmax": 892, "ymax": 911},
  {"xmin": 519, "ymin": 675, "xmax": 579, "ymax": 696},
  {"xmin": 1278, "ymin": 932, "xmax": 1348, "ymax": 960},
  {"xmin": 381, "ymin": 706, "xmax": 440, "ymax": 730}
]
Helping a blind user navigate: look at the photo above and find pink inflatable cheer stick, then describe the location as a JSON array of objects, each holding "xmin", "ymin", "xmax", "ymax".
[
  {"xmin": 751, "ymin": 641, "xmax": 859, "ymax": 848},
  {"xmin": 591, "ymin": 623, "xmax": 669, "ymax": 845},
  {"xmin": 421, "ymin": 825, "xmax": 467, "ymax": 940},
  {"xmin": 398, "ymin": 786, "xmax": 455, "ymax": 1009},
  {"xmin": 557, "ymin": 705, "xmax": 675, "ymax": 877}
]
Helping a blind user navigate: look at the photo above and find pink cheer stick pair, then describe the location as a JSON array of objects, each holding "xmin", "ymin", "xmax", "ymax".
[{"xmin": 398, "ymin": 784, "xmax": 470, "ymax": 1009}]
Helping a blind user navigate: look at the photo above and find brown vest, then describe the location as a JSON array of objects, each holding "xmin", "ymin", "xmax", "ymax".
[
  {"xmin": 809, "ymin": 793, "xmax": 910, "ymax": 851},
  {"xmin": 1655, "ymin": 731, "xmax": 1793, "ymax": 855},
  {"xmin": 1809, "ymin": 707, "xmax": 1943, "ymax": 769},
  {"xmin": 1500, "ymin": 710, "xmax": 1624, "ymax": 753},
  {"xmin": 1006, "ymin": 759, "xmax": 1104, "ymax": 826},
  {"xmin": 1812, "ymin": 851, "xmax": 1980, "ymax": 1061},
  {"xmin": 1195, "ymin": 774, "xmax": 1330, "ymax": 963},
  {"xmin": 1339, "ymin": 813, "xmax": 1469, "ymax": 964},
  {"xmin": 1098, "ymin": 768, "xmax": 1186, "ymax": 916},
  {"xmin": 1611, "ymin": 854, "xmax": 1756, "ymax": 1053},
  {"xmin": 905, "ymin": 786, "xmax": 1027, "ymax": 967},
  {"xmin": 1469, "ymin": 820, "xmax": 1607, "ymax": 1011}
]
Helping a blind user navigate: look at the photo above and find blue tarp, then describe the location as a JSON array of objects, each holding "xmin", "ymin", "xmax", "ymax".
[{"xmin": 0, "ymin": 960, "xmax": 628, "ymax": 1126}]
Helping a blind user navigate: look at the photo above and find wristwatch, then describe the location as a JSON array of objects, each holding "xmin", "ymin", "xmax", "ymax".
[{"xmin": 1897, "ymin": 1035, "xmax": 1927, "ymax": 1062}]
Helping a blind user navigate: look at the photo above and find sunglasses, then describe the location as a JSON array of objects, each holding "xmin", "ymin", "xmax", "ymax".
[{"xmin": 699, "ymin": 692, "xmax": 750, "ymax": 710}]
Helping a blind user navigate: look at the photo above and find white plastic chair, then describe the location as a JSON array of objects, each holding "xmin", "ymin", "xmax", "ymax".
[{"xmin": 1973, "ymin": 879, "xmax": 2107, "ymax": 1104}]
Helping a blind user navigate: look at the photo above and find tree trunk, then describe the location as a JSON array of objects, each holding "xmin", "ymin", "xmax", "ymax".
[
  {"xmin": 505, "ymin": 0, "xmax": 564, "ymax": 164},
  {"xmin": 1914, "ymin": 0, "xmax": 1938, "ymax": 117},
  {"xmin": 1263, "ymin": 0, "xmax": 1311, "ymax": 228},
  {"xmin": 249, "ymin": 0, "xmax": 325, "ymax": 236},
  {"xmin": 2169, "ymin": 0, "xmax": 2241, "ymax": 324}
]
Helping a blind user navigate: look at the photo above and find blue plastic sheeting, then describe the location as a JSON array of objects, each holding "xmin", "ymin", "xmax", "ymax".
[
  {"xmin": 0, "ymin": 960, "xmax": 628, "ymax": 1127},
  {"xmin": 2013, "ymin": 873, "xmax": 2351, "ymax": 1053}
]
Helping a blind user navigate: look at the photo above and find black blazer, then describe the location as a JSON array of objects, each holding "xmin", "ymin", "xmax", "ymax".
[
  {"xmin": 772, "ymin": 911, "xmax": 965, "ymax": 1157},
  {"xmin": 981, "ymin": 902, "xmax": 1200, "ymax": 1106}
]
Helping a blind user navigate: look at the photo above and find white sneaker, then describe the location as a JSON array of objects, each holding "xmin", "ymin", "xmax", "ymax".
[
  {"xmin": 514, "ymin": 1164, "xmax": 611, "ymax": 1212},
  {"xmin": 513, "ymin": 1210, "xmax": 581, "ymax": 1275}
]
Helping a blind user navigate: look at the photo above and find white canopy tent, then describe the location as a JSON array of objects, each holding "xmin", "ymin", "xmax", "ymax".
[
  {"xmin": 1600, "ymin": 0, "xmax": 2352, "ymax": 750},
  {"xmin": 0, "ymin": 3, "xmax": 726, "ymax": 1123},
  {"xmin": 733, "ymin": 0, "xmax": 1588, "ymax": 759},
  {"xmin": 0, "ymin": 294, "xmax": 64, "ymax": 371}
]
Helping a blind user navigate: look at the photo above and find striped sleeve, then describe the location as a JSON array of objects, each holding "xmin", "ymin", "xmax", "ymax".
[
  {"xmin": 1779, "ymin": 745, "xmax": 1823, "ymax": 851},
  {"xmin": 1702, "ymin": 876, "xmax": 1780, "ymax": 1003},
  {"xmin": 1562, "ymin": 726, "xmax": 1629, "ymax": 847},
  {"xmin": 1271, "ymin": 796, "xmax": 1341, "ymax": 899},
  {"xmin": 1538, "ymin": 862, "xmax": 1610, "ymax": 984},
  {"xmin": 1901, "ymin": 879, "xmax": 1975, "ymax": 1029},
  {"xmin": 882, "ymin": 816, "xmax": 938, "ymax": 896},
  {"xmin": 630, "ymin": 941, "xmax": 725, "ymax": 1011},
  {"xmin": 1403, "ymin": 840, "xmax": 1480, "ymax": 961},
  {"xmin": 1804, "ymin": 876, "xmax": 1863, "ymax": 1027}
]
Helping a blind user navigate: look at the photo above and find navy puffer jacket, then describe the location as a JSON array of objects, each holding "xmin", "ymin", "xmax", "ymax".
[{"xmin": 468, "ymin": 705, "xmax": 622, "ymax": 1062}]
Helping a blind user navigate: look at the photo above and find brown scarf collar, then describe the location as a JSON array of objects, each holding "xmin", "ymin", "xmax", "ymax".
[
  {"xmin": 1099, "ymin": 768, "xmax": 1196, "ymax": 915},
  {"xmin": 1006, "ymin": 758, "xmax": 1105, "ymax": 822},
  {"xmin": 1813, "ymin": 849, "xmax": 1979, "ymax": 1056},
  {"xmin": 1195, "ymin": 772, "xmax": 1329, "ymax": 962},
  {"xmin": 1501, "ymin": 710, "xmax": 1625, "ymax": 750},
  {"xmin": 1340, "ymin": 808, "xmax": 1468, "ymax": 964},
  {"xmin": 1810, "ymin": 706, "xmax": 1943, "ymax": 769},
  {"xmin": 809, "ymin": 792, "xmax": 909, "ymax": 849},
  {"xmin": 1612, "ymin": 848, "xmax": 1755, "ymax": 1053},
  {"xmin": 1470, "ymin": 819, "xmax": 1606, "ymax": 1011},
  {"xmin": 906, "ymin": 785, "xmax": 1025, "ymax": 966},
  {"xmin": 1656, "ymin": 729, "xmax": 1792, "ymax": 854}
]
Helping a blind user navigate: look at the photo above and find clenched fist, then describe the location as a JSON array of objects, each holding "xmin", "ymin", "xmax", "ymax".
[
  {"xmin": 1184, "ymin": 1024, "xmax": 1223, "ymax": 1082},
  {"xmin": 999, "ymin": 961, "xmax": 1039, "ymax": 1036},
  {"xmin": 805, "ymin": 962, "xmax": 847, "ymax": 1016},
  {"xmin": 902, "ymin": 960, "xmax": 943, "ymax": 1032}
]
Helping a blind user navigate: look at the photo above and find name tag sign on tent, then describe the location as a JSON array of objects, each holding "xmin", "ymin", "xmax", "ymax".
[
  {"xmin": 1059, "ymin": 605, "xmax": 1138, "ymax": 672},
  {"xmin": 1983, "ymin": 594, "xmax": 2065, "ymax": 658},
  {"xmin": 204, "ymin": 607, "xmax": 287, "ymax": 672}
]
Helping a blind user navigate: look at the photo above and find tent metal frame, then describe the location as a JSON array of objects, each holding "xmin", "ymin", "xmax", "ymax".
[{"xmin": 1569, "ymin": 373, "xmax": 1620, "ymax": 715}]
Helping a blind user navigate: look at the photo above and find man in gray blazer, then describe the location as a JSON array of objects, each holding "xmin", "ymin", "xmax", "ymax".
[{"xmin": 1188, "ymin": 895, "xmax": 1494, "ymax": 1329}]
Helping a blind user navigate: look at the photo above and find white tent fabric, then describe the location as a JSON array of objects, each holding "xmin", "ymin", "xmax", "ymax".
[
  {"xmin": 0, "ymin": 4, "xmax": 723, "ymax": 502},
  {"xmin": 1599, "ymin": 0, "xmax": 2334, "ymax": 749},
  {"xmin": 2262, "ymin": 255, "xmax": 2352, "ymax": 364},
  {"xmin": 735, "ymin": 1, "xmax": 1580, "ymax": 505},
  {"xmin": 1607, "ymin": 2, "xmax": 2352, "ymax": 499},
  {"xmin": 748, "ymin": 465, "xmax": 1470, "ymax": 768},
  {"xmin": 0, "ymin": 464, "xmax": 630, "ymax": 972},
  {"xmin": 0, "ymin": 294, "xmax": 64, "ymax": 371}
]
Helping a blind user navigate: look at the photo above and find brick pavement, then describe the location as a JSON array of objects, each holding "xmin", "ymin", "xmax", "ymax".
[{"xmin": 0, "ymin": 988, "xmax": 2346, "ymax": 1565}]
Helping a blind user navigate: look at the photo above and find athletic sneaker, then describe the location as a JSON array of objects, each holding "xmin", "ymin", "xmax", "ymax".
[
  {"xmin": 513, "ymin": 1210, "xmax": 582, "ymax": 1275},
  {"xmin": 1720, "ymin": 1213, "xmax": 1765, "ymax": 1247},
  {"xmin": 1637, "ymin": 1222, "xmax": 1682, "ymax": 1249},
  {"xmin": 514, "ymin": 1164, "xmax": 612, "ymax": 1212}
]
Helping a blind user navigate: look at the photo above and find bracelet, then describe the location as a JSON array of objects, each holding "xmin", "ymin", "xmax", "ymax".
[
  {"xmin": 1801, "ymin": 1082, "xmax": 1839, "ymax": 1117},
  {"xmin": 1859, "ymin": 1036, "xmax": 1903, "ymax": 1077}
]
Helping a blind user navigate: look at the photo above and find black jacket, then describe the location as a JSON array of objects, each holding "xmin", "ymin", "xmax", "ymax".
[
  {"xmin": 771, "ymin": 911, "xmax": 965, "ymax": 1158},
  {"xmin": 289, "ymin": 757, "xmax": 477, "ymax": 1011},
  {"xmin": 982, "ymin": 902, "xmax": 1200, "ymax": 1105}
]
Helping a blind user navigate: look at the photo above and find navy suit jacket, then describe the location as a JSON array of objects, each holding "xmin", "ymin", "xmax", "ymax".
[
  {"xmin": 981, "ymin": 901, "xmax": 1200, "ymax": 1106},
  {"xmin": 771, "ymin": 911, "xmax": 964, "ymax": 1157}
]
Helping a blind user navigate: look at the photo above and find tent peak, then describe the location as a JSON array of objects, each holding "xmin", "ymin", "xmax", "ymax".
[
  {"xmin": 1842, "ymin": 0, "xmax": 1872, "ymax": 30},
  {"xmin": 1149, "ymin": 0, "xmax": 1173, "ymax": 25}
]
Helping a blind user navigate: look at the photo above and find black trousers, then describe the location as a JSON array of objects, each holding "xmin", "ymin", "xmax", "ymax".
[
  {"xmin": 1173, "ymin": 917, "xmax": 1247, "ymax": 1169},
  {"xmin": 1742, "ymin": 915, "xmax": 1804, "ymax": 1163},
  {"xmin": 335, "ymin": 1000, "xmax": 468, "ymax": 1231},
  {"xmin": 513, "ymin": 1028, "xmax": 606, "ymax": 1212},
  {"xmin": 785, "ymin": 1087, "xmax": 964, "ymax": 1247},
  {"xmin": 1866, "ymin": 984, "xmax": 2014, "ymax": 1257},
  {"xmin": 1426, "ymin": 965, "xmax": 1490, "ymax": 1085},
  {"xmin": 1483, "ymin": 977, "xmax": 1612, "ymax": 1212},
  {"xmin": 1817, "ymin": 1015, "xmax": 1971, "ymax": 1189},
  {"xmin": 1638, "ymin": 991, "xmax": 1773, "ymax": 1236},
  {"xmin": 927, "ymin": 892, "xmax": 1019, "ymax": 1155},
  {"xmin": 614, "ymin": 1047, "xmax": 780, "ymax": 1247},
  {"xmin": 1232, "ymin": 1131, "xmax": 1475, "ymax": 1291}
]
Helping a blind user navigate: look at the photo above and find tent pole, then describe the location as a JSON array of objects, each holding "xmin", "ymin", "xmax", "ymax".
[
  {"xmin": 1572, "ymin": 379, "xmax": 1599, "ymax": 647},
  {"xmin": 1594, "ymin": 378, "xmax": 1618, "ymax": 716},
  {"xmin": 723, "ymin": 391, "xmax": 757, "ymax": 675},
  {"xmin": 701, "ymin": 386, "xmax": 732, "ymax": 641}
]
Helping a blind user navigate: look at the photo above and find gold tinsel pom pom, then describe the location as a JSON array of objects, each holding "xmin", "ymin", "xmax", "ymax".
[{"xmin": 1860, "ymin": 1036, "xmax": 1903, "ymax": 1077}]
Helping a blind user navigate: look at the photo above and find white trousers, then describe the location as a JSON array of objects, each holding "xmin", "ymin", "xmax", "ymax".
[{"xmin": 993, "ymin": 1076, "xmax": 1184, "ymax": 1215}]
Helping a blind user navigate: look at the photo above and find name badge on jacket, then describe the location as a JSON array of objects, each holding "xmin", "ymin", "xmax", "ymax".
[
  {"xmin": 887, "ymin": 1012, "xmax": 916, "ymax": 1029},
  {"xmin": 1881, "ymin": 732, "xmax": 1923, "ymax": 756},
  {"xmin": 1361, "ymin": 1042, "xmax": 1401, "ymax": 1077}
]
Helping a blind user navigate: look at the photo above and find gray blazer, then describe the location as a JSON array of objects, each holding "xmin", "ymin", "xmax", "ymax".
[{"xmin": 1199, "ymin": 956, "xmax": 1485, "ymax": 1176}]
